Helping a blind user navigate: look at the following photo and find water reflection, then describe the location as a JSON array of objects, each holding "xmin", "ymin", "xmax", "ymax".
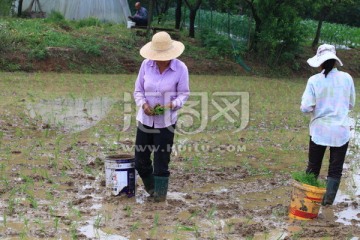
[
  {"xmin": 26, "ymin": 97, "xmax": 115, "ymax": 133},
  {"xmin": 335, "ymin": 117, "xmax": 360, "ymax": 226},
  {"xmin": 79, "ymin": 218, "xmax": 128, "ymax": 240}
]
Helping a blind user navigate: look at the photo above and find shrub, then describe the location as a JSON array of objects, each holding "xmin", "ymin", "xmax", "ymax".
[
  {"xmin": 198, "ymin": 28, "xmax": 233, "ymax": 58},
  {"xmin": 29, "ymin": 46, "xmax": 48, "ymax": 60},
  {"xmin": 75, "ymin": 18, "xmax": 102, "ymax": 28},
  {"xmin": 45, "ymin": 11, "xmax": 65, "ymax": 23}
]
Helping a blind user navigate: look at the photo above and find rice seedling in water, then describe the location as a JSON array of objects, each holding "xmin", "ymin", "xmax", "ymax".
[
  {"xmin": 207, "ymin": 205, "xmax": 217, "ymax": 220},
  {"xmin": 70, "ymin": 222, "xmax": 78, "ymax": 240},
  {"xmin": 123, "ymin": 205, "xmax": 132, "ymax": 217},
  {"xmin": 34, "ymin": 218, "xmax": 45, "ymax": 233},
  {"xmin": 150, "ymin": 212, "xmax": 160, "ymax": 237},
  {"xmin": 94, "ymin": 214, "xmax": 103, "ymax": 229},
  {"xmin": 2, "ymin": 213, "xmax": 6, "ymax": 227},
  {"xmin": 130, "ymin": 221, "xmax": 139, "ymax": 232},
  {"xmin": 27, "ymin": 194, "xmax": 38, "ymax": 209}
]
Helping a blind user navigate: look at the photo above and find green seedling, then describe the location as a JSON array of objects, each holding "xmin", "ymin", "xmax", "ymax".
[
  {"xmin": 2, "ymin": 213, "xmax": 7, "ymax": 227},
  {"xmin": 292, "ymin": 171, "xmax": 326, "ymax": 188},
  {"xmin": 152, "ymin": 104, "xmax": 167, "ymax": 115},
  {"xmin": 123, "ymin": 205, "xmax": 132, "ymax": 217},
  {"xmin": 54, "ymin": 217, "xmax": 60, "ymax": 232},
  {"xmin": 130, "ymin": 221, "xmax": 139, "ymax": 232},
  {"xmin": 94, "ymin": 214, "xmax": 102, "ymax": 229}
]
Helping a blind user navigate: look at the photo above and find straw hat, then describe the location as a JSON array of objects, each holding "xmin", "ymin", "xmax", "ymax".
[
  {"xmin": 140, "ymin": 31, "xmax": 185, "ymax": 61},
  {"xmin": 307, "ymin": 44, "xmax": 343, "ymax": 68}
]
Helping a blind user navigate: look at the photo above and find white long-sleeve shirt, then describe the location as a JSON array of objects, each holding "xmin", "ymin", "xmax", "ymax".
[{"xmin": 301, "ymin": 68, "xmax": 355, "ymax": 147}]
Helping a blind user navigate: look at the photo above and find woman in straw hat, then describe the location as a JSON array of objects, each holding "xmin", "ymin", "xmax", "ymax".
[
  {"xmin": 133, "ymin": 31, "xmax": 190, "ymax": 202},
  {"xmin": 301, "ymin": 44, "xmax": 355, "ymax": 206}
]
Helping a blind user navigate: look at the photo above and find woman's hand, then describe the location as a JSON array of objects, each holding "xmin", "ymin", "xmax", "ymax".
[
  {"xmin": 163, "ymin": 102, "xmax": 173, "ymax": 110},
  {"xmin": 142, "ymin": 103, "xmax": 154, "ymax": 116}
]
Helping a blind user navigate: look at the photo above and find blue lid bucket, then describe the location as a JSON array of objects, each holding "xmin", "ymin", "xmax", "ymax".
[{"xmin": 105, "ymin": 154, "xmax": 136, "ymax": 197}]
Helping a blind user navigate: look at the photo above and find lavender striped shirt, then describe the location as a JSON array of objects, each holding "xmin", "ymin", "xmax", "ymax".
[
  {"xmin": 301, "ymin": 68, "xmax": 355, "ymax": 147},
  {"xmin": 134, "ymin": 59, "xmax": 190, "ymax": 128}
]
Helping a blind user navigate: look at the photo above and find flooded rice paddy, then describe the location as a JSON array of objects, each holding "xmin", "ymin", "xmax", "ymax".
[{"xmin": 0, "ymin": 73, "xmax": 360, "ymax": 239}]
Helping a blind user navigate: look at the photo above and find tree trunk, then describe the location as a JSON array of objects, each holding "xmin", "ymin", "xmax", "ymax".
[
  {"xmin": 312, "ymin": 5, "xmax": 331, "ymax": 48},
  {"xmin": 189, "ymin": 9, "xmax": 196, "ymax": 38},
  {"xmin": 175, "ymin": 0, "xmax": 182, "ymax": 29},
  {"xmin": 312, "ymin": 19, "xmax": 323, "ymax": 48},
  {"xmin": 155, "ymin": 0, "xmax": 171, "ymax": 24},
  {"xmin": 184, "ymin": 0, "xmax": 202, "ymax": 38},
  {"xmin": 18, "ymin": 0, "xmax": 23, "ymax": 16},
  {"xmin": 147, "ymin": 0, "xmax": 154, "ymax": 36},
  {"xmin": 245, "ymin": 1, "xmax": 261, "ymax": 51}
]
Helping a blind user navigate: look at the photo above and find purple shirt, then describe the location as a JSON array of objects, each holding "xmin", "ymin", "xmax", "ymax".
[{"xmin": 134, "ymin": 59, "xmax": 190, "ymax": 128}]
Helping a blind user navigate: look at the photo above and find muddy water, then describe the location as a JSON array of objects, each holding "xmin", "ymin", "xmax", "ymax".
[
  {"xmin": 1, "ymin": 97, "xmax": 360, "ymax": 239},
  {"xmin": 26, "ymin": 97, "xmax": 115, "ymax": 133}
]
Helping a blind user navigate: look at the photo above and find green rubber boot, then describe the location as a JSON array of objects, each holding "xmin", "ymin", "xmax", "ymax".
[
  {"xmin": 154, "ymin": 176, "xmax": 169, "ymax": 202},
  {"xmin": 322, "ymin": 177, "xmax": 340, "ymax": 206},
  {"xmin": 141, "ymin": 175, "xmax": 154, "ymax": 196}
]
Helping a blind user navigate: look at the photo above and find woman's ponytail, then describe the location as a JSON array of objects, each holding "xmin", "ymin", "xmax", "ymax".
[{"xmin": 322, "ymin": 59, "xmax": 336, "ymax": 78}]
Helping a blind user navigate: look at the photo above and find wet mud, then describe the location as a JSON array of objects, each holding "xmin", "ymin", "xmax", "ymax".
[{"xmin": 0, "ymin": 96, "xmax": 360, "ymax": 240}]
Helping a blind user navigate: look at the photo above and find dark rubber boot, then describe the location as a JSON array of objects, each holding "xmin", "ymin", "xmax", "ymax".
[
  {"xmin": 154, "ymin": 176, "xmax": 169, "ymax": 202},
  {"xmin": 141, "ymin": 175, "xmax": 154, "ymax": 196},
  {"xmin": 322, "ymin": 177, "xmax": 340, "ymax": 206}
]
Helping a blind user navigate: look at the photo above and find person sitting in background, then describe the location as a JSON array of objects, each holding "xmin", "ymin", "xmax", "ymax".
[{"xmin": 128, "ymin": 2, "xmax": 148, "ymax": 26}]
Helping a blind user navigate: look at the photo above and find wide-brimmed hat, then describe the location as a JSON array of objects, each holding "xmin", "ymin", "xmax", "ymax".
[
  {"xmin": 307, "ymin": 44, "xmax": 343, "ymax": 68},
  {"xmin": 140, "ymin": 31, "xmax": 185, "ymax": 61}
]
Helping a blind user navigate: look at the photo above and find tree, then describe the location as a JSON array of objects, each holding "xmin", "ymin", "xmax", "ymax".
[
  {"xmin": 154, "ymin": 0, "xmax": 172, "ymax": 24},
  {"xmin": 0, "ymin": 0, "xmax": 13, "ymax": 16},
  {"xmin": 241, "ymin": 0, "xmax": 307, "ymax": 64},
  {"xmin": 310, "ymin": 0, "xmax": 354, "ymax": 48},
  {"xmin": 184, "ymin": 0, "xmax": 202, "ymax": 38},
  {"xmin": 242, "ymin": 0, "xmax": 261, "ymax": 51},
  {"xmin": 175, "ymin": 0, "xmax": 182, "ymax": 29},
  {"xmin": 147, "ymin": 0, "xmax": 155, "ymax": 36},
  {"xmin": 327, "ymin": 1, "xmax": 360, "ymax": 27},
  {"xmin": 18, "ymin": 0, "xmax": 23, "ymax": 16}
]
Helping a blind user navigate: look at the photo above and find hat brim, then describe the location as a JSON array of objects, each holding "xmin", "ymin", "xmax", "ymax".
[
  {"xmin": 140, "ymin": 40, "xmax": 185, "ymax": 61},
  {"xmin": 307, "ymin": 52, "xmax": 343, "ymax": 68}
]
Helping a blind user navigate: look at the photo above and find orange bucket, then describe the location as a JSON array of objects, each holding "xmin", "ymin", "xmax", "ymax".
[{"xmin": 289, "ymin": 180, "xmax": 326, "ymax": 220}]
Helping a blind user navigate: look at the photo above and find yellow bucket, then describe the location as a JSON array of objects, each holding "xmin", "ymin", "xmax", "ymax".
[{"xmin": 289, "ymin": 180, "xmax": 326, "ymax": 220}]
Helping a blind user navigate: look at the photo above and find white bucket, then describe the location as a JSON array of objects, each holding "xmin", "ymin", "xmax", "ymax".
[
  {"xmin": 105, "ymin": 154, "xmax": 136, "ymax": 197},
  {"xmin": 127, "ymin": 21, "xmax": 135, "ymax": 29}
]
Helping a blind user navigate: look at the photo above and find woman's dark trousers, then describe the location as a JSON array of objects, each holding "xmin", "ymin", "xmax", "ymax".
[
  {"xmin": 306, "ymin": 137, "xmax": 349, "ymax": 205},
  {"xmin": 135, "ymin": 122, "xmax": 175, "ymax": 201}
]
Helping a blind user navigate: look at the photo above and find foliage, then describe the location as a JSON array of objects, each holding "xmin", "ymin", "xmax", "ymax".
[
  {"xmin": 0, "ymin": 17, "xmax": 104, "ymax": 57},
  {"xmin": 292, "ymin": 171, "xmax": 326, "ymax": 188},
  {"xmin": 0, "ymin": 21, "xmax": 12, "ymax": 51},
  {"xmin": 198, "ymin": 28, "xmax": 233, "ymax": 58},
  {"xmin": 44, "ymin": 11, "xmax": 65, "ymax": 23},
  {"xmin": 29, "ymin": 46, "xmax": 48, "ymax": 60},
  {"xmin": 301, "ymin": 0, "xmax": 357, "ymax": 26},
  {"xmin": 75, "ymin": 17, "xmax": 102, "ymax": 28},
  {"xmin": 301, "ymin": 19, "xmax": 360, "ymax": 48},
  {"xmin": 326, "ymin": 1, "xmax": 360, "ymax": 27},
  {"xmin": 243, "ymin": 0, "xmax": 307, "ymax": 65},
  {"xmin": 0, "ymin": 0, "xmax": 13, "ymax": 16},
  {"xmin": 44, "ymin": 11, "xmax": 72, "ymax": 31}
]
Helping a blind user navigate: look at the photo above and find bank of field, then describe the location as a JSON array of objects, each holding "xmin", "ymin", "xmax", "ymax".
[{"xmin": 0, "ymin": 72, "xmax": 359, "ymax": 239}]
